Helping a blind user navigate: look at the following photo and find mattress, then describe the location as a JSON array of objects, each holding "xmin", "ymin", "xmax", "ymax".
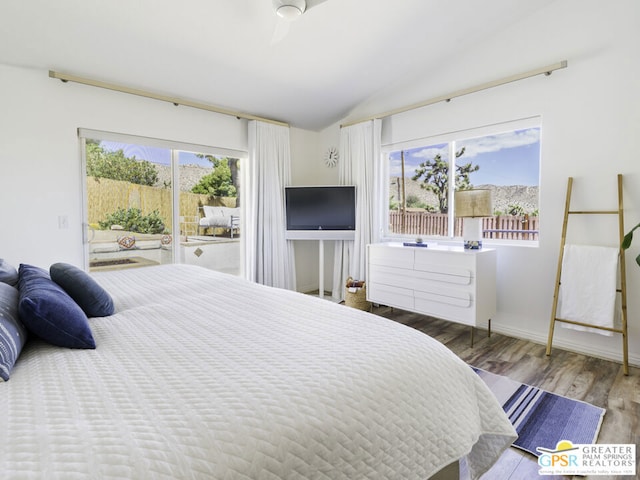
[{"xmin": 1, "ymin": 264, "xmax": 516, "ymax": 479}]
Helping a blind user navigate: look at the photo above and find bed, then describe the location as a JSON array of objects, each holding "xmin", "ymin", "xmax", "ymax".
[{"xmin": 1, "ymin": 263, "xmax": 516, "ymax": 479}]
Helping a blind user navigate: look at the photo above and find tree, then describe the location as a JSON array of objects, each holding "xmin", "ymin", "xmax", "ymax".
[
  {"xmin": 411, "ymin": 147, "xmax": 478, "ymax": 213},
  {"xmin": 191, "ymin": 156, "xmax": 238, "ymax": 197},
  {"xmin": 506, "ymin": 203, "xmax": 526, "ymax": 216},
  {"xmin": 86, "ymin": 143, "xmax": 158, "ymax": 186}
]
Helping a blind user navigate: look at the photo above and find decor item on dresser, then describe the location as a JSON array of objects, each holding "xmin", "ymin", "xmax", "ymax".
[
  {"xmin": 403, "ymin": 241, "xmax": 428, "ymax": 247},
  {"xmin": 454, "ymin": 189, "xmax": 493, "ymax": 249},
  {"xmin": 367, "ymin": 242, "xmax": 496, "ymax": 346},
  {"xmin": 1, "ymin": 263, "xmax": 515, "ymax": 479},
  {"xmin": 403, "ymin": 237, "xmax": 427, "ymax": 247}
]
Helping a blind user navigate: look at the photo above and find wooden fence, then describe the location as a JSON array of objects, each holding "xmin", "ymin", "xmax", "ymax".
[
  {"xmin": 87, "ymin": 177, "xmax": 236, "ymax": 232},
  {"xmin": 389, "ymin": 211, "xmax": 539, "ymax": 241}
]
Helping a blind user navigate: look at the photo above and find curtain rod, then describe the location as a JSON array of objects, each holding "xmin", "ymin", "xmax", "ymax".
[
  {"xmin": 48, "ymin": 70, "xmax": 289, "ymax": 128},
  {"xmin": 341, "ymin": 60, "xmax": 568, "ymax": 128}
]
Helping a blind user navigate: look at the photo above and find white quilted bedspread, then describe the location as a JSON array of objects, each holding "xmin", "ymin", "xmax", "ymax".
[{"xmin": 1, "ymin": 264, "xmax": 516, "ymax": 479}]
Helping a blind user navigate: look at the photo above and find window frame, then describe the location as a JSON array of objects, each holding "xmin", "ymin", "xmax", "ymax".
[{"xmin": 380, "ymin": 116, "xmax": 541, "ymax": 247}]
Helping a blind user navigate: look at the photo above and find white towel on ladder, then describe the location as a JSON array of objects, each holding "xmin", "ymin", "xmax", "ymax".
[{"xmin": 558, "ymin": 244, "xmax": 619, "ymax": 336}]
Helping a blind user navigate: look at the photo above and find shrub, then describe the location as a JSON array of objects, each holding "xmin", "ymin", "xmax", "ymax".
[
  {"xmin": 99, "ymin": 208, "xmax": 165, "ymax": 234},
  {"xmin": 406, "ymin": 194, "xmax": 428, "ymax": 209}
]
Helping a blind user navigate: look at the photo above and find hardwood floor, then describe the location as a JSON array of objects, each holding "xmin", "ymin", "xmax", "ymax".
[{"xmin": 373, "ymin": 306, "xmax": 640, "ymax": 480}]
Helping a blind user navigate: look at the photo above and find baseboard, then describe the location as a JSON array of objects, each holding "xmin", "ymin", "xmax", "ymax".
[{"xmin": 491, "ymin": 323, "xmax": 640, "ymax": 368}]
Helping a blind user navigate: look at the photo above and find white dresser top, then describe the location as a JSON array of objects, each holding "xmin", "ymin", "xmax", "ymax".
[{"xmin": 372, "ymin": 242, "xmax": 495, "ymax": 254}]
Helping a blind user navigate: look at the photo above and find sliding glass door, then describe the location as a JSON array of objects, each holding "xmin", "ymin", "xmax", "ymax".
[
  {"xmin": 85, "ymin": 139, "xmax": 174, "ymax": 271},
  {"xmin": 176, "ymin": 151, "xmax": 241, "ymax": 276},
  {"xmin": 81, "ymin": 131, "xmax": 243, "ymax": 275}
]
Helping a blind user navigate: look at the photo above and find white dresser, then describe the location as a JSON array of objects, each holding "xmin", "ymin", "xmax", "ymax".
[{"xmin": 367, "ymin": 243, "xmax": 496, "ymax": 330}]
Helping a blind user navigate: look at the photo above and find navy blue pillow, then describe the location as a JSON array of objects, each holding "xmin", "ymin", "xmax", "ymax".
[
  {"xmin": 18, "ymin": 264, "xmax": 95, "ymax": 349},
  {"xmin": 0, "ymin": 282, "xmax": 28, "ymax": 381},
  {"xmin": 50, "ymin": 263, "xmax": 114, "ymax": 317}
]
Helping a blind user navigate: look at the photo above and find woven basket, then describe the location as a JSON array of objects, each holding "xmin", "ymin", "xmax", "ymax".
[{"xmin": 345, "ymin": 276, "xmax": 371, "ymax": 311}]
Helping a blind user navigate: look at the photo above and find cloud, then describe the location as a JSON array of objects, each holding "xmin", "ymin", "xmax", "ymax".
[
  {"xmin": 389, "ymin": 145, "xmax": 448, "ymax": 176},
  {"xmin": 459, "ymin": 128, "xmax": 540, "ymax": 159},
  {"xmin": 413, "ymin": 146, "xmax": 446, "ymax": 159}
]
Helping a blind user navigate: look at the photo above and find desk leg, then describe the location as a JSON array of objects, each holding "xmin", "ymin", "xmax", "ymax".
[{"xmin": 318, "ymin": 239, "xmax": 324, "ymax": 298}]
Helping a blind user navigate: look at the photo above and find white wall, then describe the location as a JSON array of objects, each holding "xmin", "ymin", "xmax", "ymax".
[
  {"xmin": 325, "ymin": 0, "xmax": 640, "ymax": 366},
  {"xmin": 0, "ymin": 64, "xmax": 325, "ymax": 292},
  {"xmin": 0, "ymin": 64, "xmax": 247, "ymax": 269}
]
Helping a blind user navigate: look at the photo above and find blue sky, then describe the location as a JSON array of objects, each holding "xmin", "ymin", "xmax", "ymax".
[
  {"xmin": 100, "ymin": 141, "xmax": 214, "ymax": 167},
  {"xmin": 389, "ymin": 128, "xmax": 540, "ymax": 186}
]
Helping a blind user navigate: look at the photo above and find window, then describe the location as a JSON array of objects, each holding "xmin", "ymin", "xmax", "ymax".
[
  {"xmin": 385, "ymin": 118, "xmax": 541, "ymax": 243},
  {"xmin": 80, "ymin": 130, "xmax": 245, "ymax": 273}
]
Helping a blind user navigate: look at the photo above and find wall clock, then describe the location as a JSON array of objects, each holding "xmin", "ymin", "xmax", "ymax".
[{"xmin": 324, "ymin": 146, "xmax": 339, "ymax": 167}]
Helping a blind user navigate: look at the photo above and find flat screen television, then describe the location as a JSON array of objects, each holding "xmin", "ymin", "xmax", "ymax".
[{"xmin": 285, "ymin": 185, "xmax": 356, "ymax": 240}]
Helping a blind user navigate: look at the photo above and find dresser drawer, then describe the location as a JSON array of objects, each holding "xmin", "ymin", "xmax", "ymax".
[
  {"xmin": 414, "ymin": 249, "xmax": 476, "ymax": 275},
  {"xmin": 367, "ymin": 282, "xmax": 414, "ymax": 310},
  {"xmin": 412, "ymin": 278, "xmax": 474, "ymax": 299},
  {"xmin": 412, "ymin": 264, "xmax": 472, "ymax": 286},
  {"xmin": 414, "ymin": 288, "xmax": 472, "ymax": 308},
  {"xmin": 371, "ymin": 263, "xmax": 473, "ymax": 288},
  {"xmin": 368, "ymin": 244, "xmax": 414, "ymax": 269},
  {"xmin": 369, "ymin": 264, "xmax": 422, "ymax": 288},
  {"xmin": 414, "ymin": 290, "xmax": 474, "ymax": 325}
]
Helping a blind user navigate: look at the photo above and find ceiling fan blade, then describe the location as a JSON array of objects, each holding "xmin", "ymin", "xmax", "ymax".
[
  {"xmin": 270, "ymin": 18, "xmax": 291, "ymax": 45},
  {"xmin": 269, "ymin": 0, "xmax": 318, "ymax": 45},
  {"xmin": 305, "ymin": 0, "xmax": 329, "ymax": 10}
]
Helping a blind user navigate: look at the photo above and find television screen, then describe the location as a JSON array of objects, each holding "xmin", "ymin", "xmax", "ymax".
[{"xmin": 285, "ymin": 186, "xmax": 356, "ymax": 239}]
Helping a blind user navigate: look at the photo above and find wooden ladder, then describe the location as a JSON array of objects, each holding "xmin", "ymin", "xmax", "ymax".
[{"xmin": 546, "ymin": 174, "xmax": 629, "ymax": 375}]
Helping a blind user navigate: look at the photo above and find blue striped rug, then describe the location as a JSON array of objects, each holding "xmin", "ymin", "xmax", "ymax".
[{"xmin": 473, "ymin": 367, "xmax": 606, "ymax": 456}]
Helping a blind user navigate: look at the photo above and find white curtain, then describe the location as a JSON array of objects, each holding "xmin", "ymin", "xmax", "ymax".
[
  {"xmin": 332, "ymin": 119, "xmax": 382, "ymax": 301},
  {"xmin": 244, "ymin": 121, "xmax": 296, "ymax": 290}
]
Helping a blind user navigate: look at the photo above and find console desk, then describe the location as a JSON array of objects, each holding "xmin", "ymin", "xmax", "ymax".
[{"xmin": 367, "ymin": 243, "xmax": 496, "ymax": 344}]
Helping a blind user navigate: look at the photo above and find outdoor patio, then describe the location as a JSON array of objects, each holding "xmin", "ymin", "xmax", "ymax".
[{"xmin": 88, "ymin": 229, "xmax": 240, "ymax": 275}]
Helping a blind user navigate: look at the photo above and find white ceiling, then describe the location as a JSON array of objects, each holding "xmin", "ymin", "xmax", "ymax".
[{"xmin": 0, "ymin": 0, "xmax": 557, "ymax": 130}]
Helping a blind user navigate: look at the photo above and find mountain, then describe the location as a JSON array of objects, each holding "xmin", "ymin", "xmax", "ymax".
[
  {"xmin": 390, "ymin": 177, "xmax": 538, "ymax": 214},
  {"xmin": 154, "ymin": 164, "xmax": 212, "ymax": 192}
]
